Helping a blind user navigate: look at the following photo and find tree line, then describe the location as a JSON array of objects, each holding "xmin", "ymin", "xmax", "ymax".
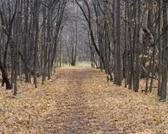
[
  {"xmin": 0, "ymin": 0, "xmax": 167, "ymax": 101},
  {"xmin": 75, "ymin": 0, "xmax": 168, "ymax": 100},
  {"xmin": 0, "ymin": 0, "xmax": 67, "ymax": 95}
]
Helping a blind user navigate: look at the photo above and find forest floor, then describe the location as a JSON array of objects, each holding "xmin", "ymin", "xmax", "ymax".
[{"xmin": 0, "ymin": 67, "xmax": 168, "ymax": 134}]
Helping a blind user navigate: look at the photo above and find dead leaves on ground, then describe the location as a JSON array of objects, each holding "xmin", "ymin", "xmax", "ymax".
[{"xmin": 0, "ymin": 67, "xmax": 168, "ymax": 134}]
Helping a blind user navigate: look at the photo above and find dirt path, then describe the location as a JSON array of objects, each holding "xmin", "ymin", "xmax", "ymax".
[
  {"xmin": 35, "ymin": 68, "xmax": 101, "ymax": 133},
  {"xmin": 37, "ymin": 68, "xmax": 168, "ymax": 134},
  {"xmin": 0, "ymin": 68, "xmax": 168, "ymax": 134}
]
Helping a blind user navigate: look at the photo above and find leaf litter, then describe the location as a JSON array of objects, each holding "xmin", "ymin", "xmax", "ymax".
[{"xmin": 0, "ymin": 67, "xmax": 168, "ymax": 134}]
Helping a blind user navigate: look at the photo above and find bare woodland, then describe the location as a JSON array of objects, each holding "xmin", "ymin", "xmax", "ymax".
[
  {"xmin": 0, "ymin": 0, "xmax": 168, "ymax": 133},
  {"xmin": 0, "ymin": 0, "xmax": 167, "ymax": 99}
]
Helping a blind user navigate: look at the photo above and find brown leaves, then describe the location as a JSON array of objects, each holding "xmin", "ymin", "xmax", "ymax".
[{"xmin": 0, "ymin": 67, "xmax": 168, "ymax": 134}]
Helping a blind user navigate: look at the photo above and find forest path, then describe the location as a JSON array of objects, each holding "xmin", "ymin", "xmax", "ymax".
[
  {"xmin": 37, "ymin": 68, "xmax": 168, "ymax": 134},
  {"xmin": 0, "ymin": 68, "xmax": 168, "ymax": 134}
]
